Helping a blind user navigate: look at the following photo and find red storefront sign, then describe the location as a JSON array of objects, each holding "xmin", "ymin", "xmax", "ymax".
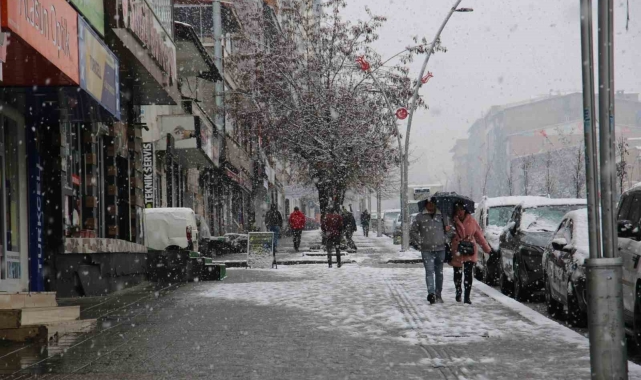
[{"xmin": 1, "ymin": 0, "xmax": 79, "ymax": 85}]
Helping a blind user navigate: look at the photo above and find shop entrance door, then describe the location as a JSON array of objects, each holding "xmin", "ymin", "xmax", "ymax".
[{"xmin": 0, "ymin": 115, "xmax": 26, "ymax": 281}]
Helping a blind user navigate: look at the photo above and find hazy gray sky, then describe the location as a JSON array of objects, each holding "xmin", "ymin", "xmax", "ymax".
[{"xmin": 344, "ymin": 0, "xmax": 641, "ymax": 203}]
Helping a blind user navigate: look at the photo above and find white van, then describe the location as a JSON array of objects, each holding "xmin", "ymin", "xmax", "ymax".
[{"xmin": 144, "ymin": 208, "xmax": 200, "ymax": 252}]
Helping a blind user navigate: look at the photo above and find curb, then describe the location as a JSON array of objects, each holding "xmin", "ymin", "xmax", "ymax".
[{"xmin": 385, "ymin": 259, "xmax": 423, "ymax": 264}]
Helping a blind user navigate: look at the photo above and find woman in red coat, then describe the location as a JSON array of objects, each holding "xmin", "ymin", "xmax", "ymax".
[{"xmin": 451, "ymin": 202, "xmax": 491, "ymax": 304}]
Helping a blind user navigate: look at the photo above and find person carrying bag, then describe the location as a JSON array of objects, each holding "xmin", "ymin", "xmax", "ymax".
[{"xmin": 450, "ymin": 201, "xmax": 491, "ymax": 304}]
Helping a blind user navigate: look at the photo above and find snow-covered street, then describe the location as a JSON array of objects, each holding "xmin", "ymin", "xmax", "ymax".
[{"xmin": 3, "ymin": 229, "xmax": 640, "ymax": 379}]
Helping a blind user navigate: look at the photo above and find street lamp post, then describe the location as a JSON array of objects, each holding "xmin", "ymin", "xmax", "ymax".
[{"xmin": 400, "ymin": 0, "xmax": 472, "ymax": 252}]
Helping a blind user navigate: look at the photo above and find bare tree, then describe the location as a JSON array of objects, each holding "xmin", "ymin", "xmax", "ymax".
[
  {"xmin": 226, "ymin": 0, "xmax": 421, "ymax": 213},
  {"xmin": 506, "ymin": 162, "xmax": 515, "ymax": 196},
  {"xmin": 570, "ymin": 145, "xmax": 585, "ymax": 198},
  {"xmin": 616, "ymin": 136, "xmax": 629, "ymax": 194},
  {"xmin": 544, "ymin": 150, "xmax": 555, "ymax": 197},
  {"xmin": 521, "ymin": 155, "xmax": 534, "ymax": 196},
  {"xmin": 481, "ymin": 158, "xmax": 492, "ymax": 196}
]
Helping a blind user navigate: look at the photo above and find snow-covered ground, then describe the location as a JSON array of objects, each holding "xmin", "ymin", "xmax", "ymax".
[{"xmin": 195, "ymin": 229, "xmax": 641, "ymax": 379}]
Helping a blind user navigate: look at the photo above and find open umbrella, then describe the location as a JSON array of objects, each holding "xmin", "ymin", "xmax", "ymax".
[{"xmin": 430, "ymin": 192, "xmax": 475, "ymax": 219}]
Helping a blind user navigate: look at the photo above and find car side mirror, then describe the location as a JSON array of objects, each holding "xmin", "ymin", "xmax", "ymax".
[
  {"xmin": 551, "ymin": 237, "xmax": 568, "ymax": 251},
  {"xmin": 617, "ymin": 220, "xmax": 635, "ymax": 238}
]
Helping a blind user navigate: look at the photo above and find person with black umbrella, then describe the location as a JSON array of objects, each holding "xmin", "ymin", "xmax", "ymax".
[{"xmin": 410, "ymin": 196, "xmax": 453, "ymax": 304}]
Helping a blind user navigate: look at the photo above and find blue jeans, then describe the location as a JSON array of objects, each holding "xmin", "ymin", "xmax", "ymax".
[
  {"xmin": 270, "ymin": 226, "xmax": 280, "ymax": 248},
  {"xmin": 422, "ymin": 250, "xmax": 445, "ymax": 296}
]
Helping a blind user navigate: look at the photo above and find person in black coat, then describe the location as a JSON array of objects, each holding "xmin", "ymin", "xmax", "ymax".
[
  {"xmin": 360, "ymin": 209, "xmax": 371, "ymax": 237},
  {"xmin": 265, "ymin": 204, "xmax": 283, "ymax": 251},
  {"xmin": 342, "ymin": 207, "xmax": 357, "ymax": 251}
]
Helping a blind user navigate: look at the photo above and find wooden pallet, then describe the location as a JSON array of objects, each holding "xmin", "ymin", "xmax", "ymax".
[{"xmin": 0, "ymin": 319, "xmax": 97, "ymax": 342}]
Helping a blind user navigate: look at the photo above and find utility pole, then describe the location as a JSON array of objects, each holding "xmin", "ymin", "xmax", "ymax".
[
  {"xmin": 376, "ymin": 187, "xmax": 382, "ymax": 237},
  {"xmin": 583, "ymin": 0, "xmax": 627, "ymax": 377},
  {"xmin": 400, "ymin": 0, "xmax": 471, "ymax": 252}
]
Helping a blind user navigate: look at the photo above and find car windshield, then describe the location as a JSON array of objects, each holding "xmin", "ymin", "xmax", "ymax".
[
  {"xmin": 385, "ymin": 212, "xmax": 400, "ymax": 221},
  {"xmin": 521, "ymin": 205, "xmax": 584, "ymax": 232},
  {"xmin": 487, "ymin": 206, "xmax": 515, "ymax": 227}
]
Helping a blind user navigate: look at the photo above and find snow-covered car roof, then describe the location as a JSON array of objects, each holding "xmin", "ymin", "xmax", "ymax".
[
  {"xmin": 383, "ymin": 209, "xmax": 401, "ymax": 213},
  {"xmin": 521, "ymin": 198, "xmax": 586, "ymax": 209},
  {"xmin": 483, "ymin": 196, "xmax": 549, "ymax": 208}
]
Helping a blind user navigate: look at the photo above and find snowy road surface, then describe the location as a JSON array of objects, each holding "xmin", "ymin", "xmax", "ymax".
[{"xmin": 2, "ymin": 228, "xmax": 639, "ymax": 379}]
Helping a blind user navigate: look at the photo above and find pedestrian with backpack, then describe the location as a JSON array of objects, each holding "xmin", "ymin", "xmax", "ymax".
[{"xmin": 410, "ymin": 196, "xmax": 453, "ymax": 305}]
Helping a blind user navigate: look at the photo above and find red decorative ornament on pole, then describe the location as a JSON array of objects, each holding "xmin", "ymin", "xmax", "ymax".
[
  {"xmin": 396, "ymin": 108, "xmax": 408, "ymax": 120},
  {"xmin": 355, "ymin": 56, "xmax": 370, "ymax": 71},
  {"xmin": 421, "ymin": 71, "xmax": 434, "ymax": 84}
]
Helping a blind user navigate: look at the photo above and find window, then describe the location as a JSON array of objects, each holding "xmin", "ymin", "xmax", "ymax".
[{"xmin": 487, "ymin": 206, "xmax": 515, "ymax": 227}]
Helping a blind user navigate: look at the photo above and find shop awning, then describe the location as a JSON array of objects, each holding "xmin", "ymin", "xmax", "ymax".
[{"xmin": 174, "ymin": 22, "xmax": 222, "ymax": 82}]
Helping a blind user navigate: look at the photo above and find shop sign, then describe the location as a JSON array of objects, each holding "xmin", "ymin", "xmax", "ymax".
[
  {"xmin": 159, "ymin": 115, "xmax": 199, "ymax": 149},
  {"xmin": 247, "ymin": 232, "xmax": 275, "ymax": 269},
  {"xmin": 3, "ymin": 0, "xmax": 80, "ymax": 84},
  {"xmin": 28, "ymin": 127, "xmax": 44, "ymax": 291},
  {"xmin": 78, "ymin": 16, "xmax": 120, "ymax": 119},
  {"xmin": 69, "ymin": 0, "xmax": 104, "ymax": 36},
  {"xmin": 121, "ymin": 0, "xmax": 177, "ymax": 85},
  {"xmin": 142, "ymin": 142, "xmax": 154, "ymax": 208},
  {"xmin": 199, "ymin": 120, "xmax": 214, "ymax": 163}
]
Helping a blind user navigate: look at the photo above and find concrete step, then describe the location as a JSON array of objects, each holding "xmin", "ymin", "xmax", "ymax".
[
  {"xmin": 0, "ymin": 292, "xmax": 57, "ymax": 309},
  {"xmin": 0, "ymin": 306, "xmax": 80, "ymax": 329},
  {"xmin": 0, "ymin": 318, "xmax": 96, "ymax": 343}
]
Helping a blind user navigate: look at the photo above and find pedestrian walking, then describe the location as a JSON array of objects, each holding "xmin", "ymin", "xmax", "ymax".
[
  {"xmin": 361, "ymin": 209, "xmax": 371, "ymax": 237},
  {"xmin": 410, "ymin": 197, "xmax": 452, "ymax": 305},
  {"xmin": 322, "ymin": 206, "xmax": 343, "ymax": 268},
  {"xmin": 289, "ymin": 207, "xmax": 306, "ymax": 252},
  {"xmin": 265, "ymin": 204, "xmax": 283, "ymax": 252},
  {"xmin": 450, "ymin": 201, "xmax": 491, "ymax": 305},
  {"xmin": 342, "ymin": 207, "xmax": 357, "ymax": 251}
]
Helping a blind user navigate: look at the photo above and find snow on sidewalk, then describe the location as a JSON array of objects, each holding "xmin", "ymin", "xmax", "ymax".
[{"xmin": 198, "ymin": 265, "xmax": 641, "ymax": 379}]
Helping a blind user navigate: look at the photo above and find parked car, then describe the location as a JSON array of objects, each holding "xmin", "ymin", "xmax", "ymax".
[
  {"xmin": 474, "ymin": 196, "xmax": 549, "ymax": 285},
  {"xmin": 542, "ymin": 208, "xmax": 589, "ymax": 327},
  {"xmin": 382, "ymin": 209, "xmax": 401, "ymax": 236},
  {"xmin": 370, "ymin": 212, "xmax": 379, "ymax": 231},
  {"xmin": 614, "ymin": 186, "xmax": 641, "ymax": 343},
  {"xmin": 394, "ymin": 213, "xmax": 419, "ymax": 248},
  {"xmin": 498, "ymin": 198, "xmax": 586, "ymax": 300},
  {"xmin": 144, "ymin": 208, "xmax": 200, "ymax": 252}
]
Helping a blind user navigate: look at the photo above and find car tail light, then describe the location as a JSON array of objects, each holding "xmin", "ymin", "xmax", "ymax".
[{"xmin": 186, "ymin": 226, "xmax": 193, "ymax": 244}]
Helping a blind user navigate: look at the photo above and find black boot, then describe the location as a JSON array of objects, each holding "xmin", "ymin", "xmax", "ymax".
[
  {"xmin": 455, "ymin": 288, "xmax": 462, "ymax": 303},
  {"xmin": 427, "ymin": 293, "xmax": 436, "ymax": 304},
  {"xmin": 464, "ymin": 288, "xmax": 472, "ymax": 304}
]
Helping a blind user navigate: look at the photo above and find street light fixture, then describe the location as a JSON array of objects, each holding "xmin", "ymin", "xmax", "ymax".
[{"xmin": 455, "ymin": 7, "xmax": 474, "ymax": 12}]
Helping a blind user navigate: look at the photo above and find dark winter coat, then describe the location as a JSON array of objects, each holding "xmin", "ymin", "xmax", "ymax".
[
  {"xmin": 322, "ymin": 213, "xmax": 344, "ymax": 241},
  {"xmin": 361, "ymin": 211, "xmax": 371, "ymax": 226},
  {"xmin": 265, "ymin": 209, "xmax": 283, "ymax": 228},
  {"xmin": 343, "ymin": 211, "xmax": 357, "ymax": 233},
  {"xmin": 289, "ymin": 210, "xmax": 306, "ymax": 230},
  {"xmin": 410, "ymin": 210, "xmax": 453, "ymax": 252}
]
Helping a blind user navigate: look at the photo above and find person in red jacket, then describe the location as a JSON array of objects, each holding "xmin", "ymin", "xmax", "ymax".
[
  {"xmin": 289, "ymin": 207, "xmax": 306, "ymax": 252},
  {"xmin": 321, "ymin": 206, "xmax": 344, "ymax": 268}
]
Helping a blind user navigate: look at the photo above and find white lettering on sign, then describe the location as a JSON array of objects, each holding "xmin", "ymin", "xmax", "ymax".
[
  {"xmin": 142, "ymin": 142, "xmax": 155, "ymax": 208},
  {"xmin": 121, "ymin": 0, "xmax": 176, "ymax": 85},
  {"xmin": 18, "ymin": 0, "xmax": 72, "ymax": 60}
]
